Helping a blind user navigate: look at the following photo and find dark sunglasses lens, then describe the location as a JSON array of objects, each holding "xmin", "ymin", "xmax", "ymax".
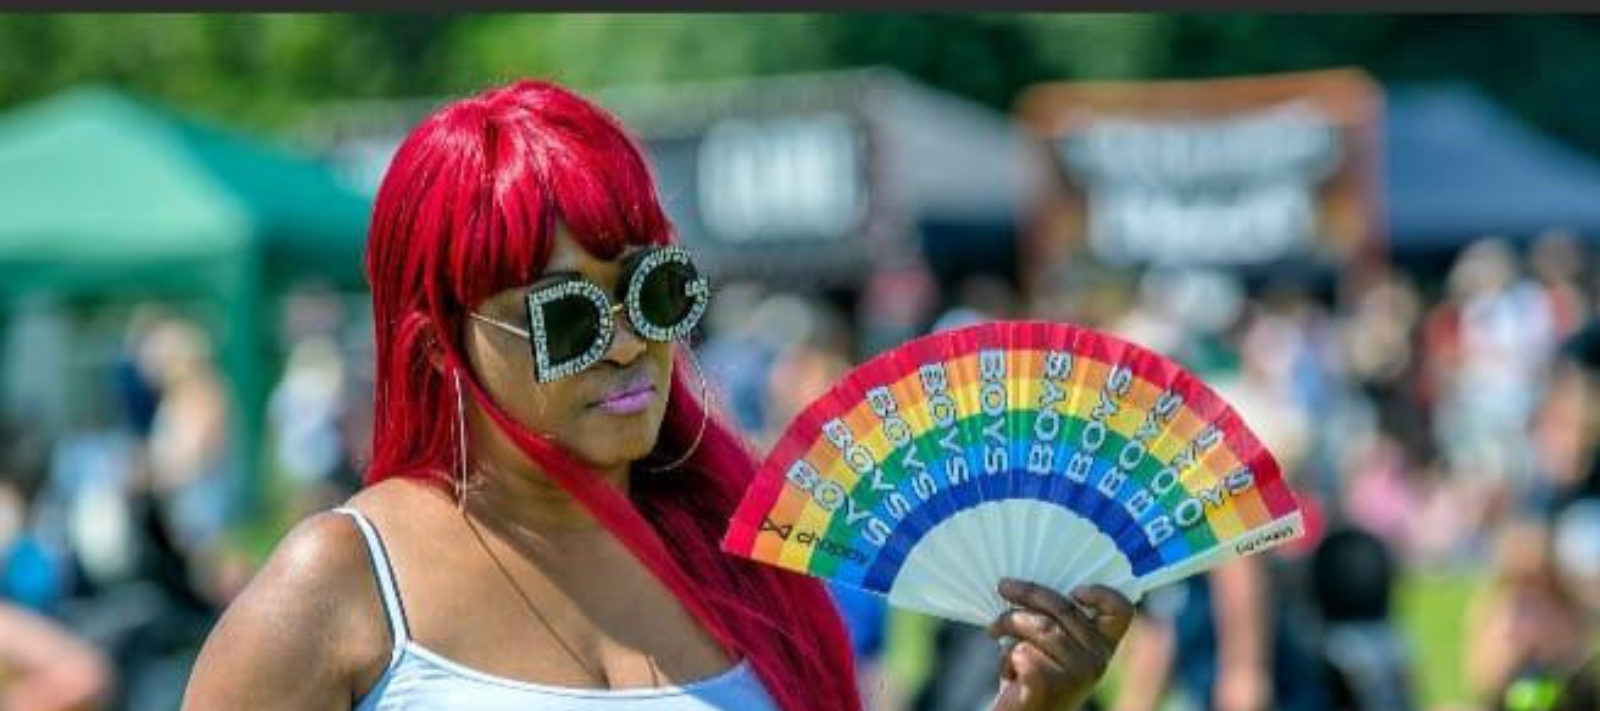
[
  {"xmin": 536, "ymin": 294, "xmax": 603, "ymax": 366},
  {"xmin": 638, "ymin": 260, "xmax": 702, "ymax": 332}
]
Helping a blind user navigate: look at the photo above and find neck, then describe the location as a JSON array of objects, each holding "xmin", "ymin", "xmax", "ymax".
[{"xmin": 461, "ymin": 450, "xmax": 631, "ymax": 540}]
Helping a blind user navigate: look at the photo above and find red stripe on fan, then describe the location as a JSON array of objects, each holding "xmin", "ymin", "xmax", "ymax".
[
  {"xmin": 721, "ymin": 519, "xmax": 757, "ymax": 555},
  {"xmin": 1250, "ymin": 451, "xmax": 1299, "ymax": 515}
]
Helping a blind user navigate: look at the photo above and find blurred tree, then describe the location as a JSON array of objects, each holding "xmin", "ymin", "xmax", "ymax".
[
  {"xmin": 0, "ymin": 13, "xmax": 458, "ymax": 131},
  {"xmin": 433, "ymin": 13, "xmax": 835, "ymax": 92},
  {"xmin": 1159, "ymin": 14, "xmax": 1600, "ymax": 156},
  {"xmin": 1, "ymin": 14, "xmax": 1598, "ymax": 162}
]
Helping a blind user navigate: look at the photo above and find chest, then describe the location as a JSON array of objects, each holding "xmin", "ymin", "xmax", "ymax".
[{"xmin": 397, "ymin": 543, "xmax": 731, "ymax": 690}]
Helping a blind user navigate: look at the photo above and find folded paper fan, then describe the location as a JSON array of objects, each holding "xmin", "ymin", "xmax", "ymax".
[{"xmin": 722, "ymin": 320, "xmax": 1304, "ymax": 627}]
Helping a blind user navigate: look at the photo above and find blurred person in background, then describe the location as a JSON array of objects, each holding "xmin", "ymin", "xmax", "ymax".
[
  {"xmin": 1331, "ymin": 266, "xmax": 1459, "ymax": 565},
  {"xmin": 931, "ymin": 274, "xmax": 1020, "ymax": 335},
  {"xmin": 1307, "ymin": 526, "xmax": 1417, "ymax": 711},
  {"xmin": 1104, "ymin": 267, "xmax": 1188, "ymax": 367},
  {"xmin": 754, "ymin": 295, "xmax": 854, "ymax": 449},
  {"xmin": 269, "ymin": 285, "xmax": 364, "ymax": 518},
  {"xmin": 183, "ymin": 79, "xmax": 1132, "ymax": 711},
  {"xmin": 856, "ymin": 261, "xmax": 939, "ymax": 359},
  {"xmin": 1, "ymin": 418, "xmax": 71, "ymax": 614},
  {"xmin": 695, "ymin": 281, "xmax": 775, "ymax": 435},
  {"xmin": 336, "ymin": 309, "xmax": 379, "ymax": 487},
  {"xmin": 141, "ymin": 317, "xmax": 236, "ymax": 558},
  {"xmin": 34, "ymin": 314, "xmax": 241, "ymax": 711},
  {"xmin": 1482, "ymin": 499, "xmax": 1600, "ymax": 711},
  {"xmin": 1337, "ymin": 267, "xmax": 1425, "ymax": 421},
  {"xmin": 0, "ymin": 600, "xmax": 113, "ymax": 711},
  {"xmin": 1533, "ymin": 307, "xmax": 1600, "ymax": 512},
  {"xmin": 1465, "ymin": 518, "xmax": 1595, "ymax": 711},
  {"xmin": 111, "ymin": 306, "xmax": 168, "ymax": 444},
  {"xmin": 1102, "ymin": 268, "xmax": 1245, "ymax": 379},
  {"xmin": 1426, "ymin": 239, "xmax": 1559, "ymax": 547},
  {"xmin": 1, "ymin": 413, "xmax": 112, "ymax": 710},
  {"xmin": 1025, "ymin": 263, "xmax": 1137, "ymax": 331},
  {"xmin": 1551, "ymin": 498, "xmax": 1600, "ymax": 620},
  {"xmin": 1528, "ymin": 229, "xmax": 1590, "ymax": 342},
  {"xmin": 268, "ymin": 337, "xmax": 357, "ymax": 519},
  {"xmin": 1530, "ymin": 355, "xmax": 1598, "ymax": 517}
]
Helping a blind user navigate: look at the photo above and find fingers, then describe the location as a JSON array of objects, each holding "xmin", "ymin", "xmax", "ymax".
[
  {"xmin": 988, "ymin": 678, "xmax": 1021, "ymax": 711},
  {"xmin": 999, "ymin": 639, "xmax": 1085, "ymax": 711},
  {"xmin": 995, "ymin": 579, "xmax": 1114, "ymax": 663},
  {"xmin": 1008, "ymin": 640, "xmax": 1068, "ymax": 682},
  {"xmin": 988, "ymin": 608, "xmax": 1086, "ymax": 670},
  {"xmin": 1070, "ymin": 584, "xmax": 1136, "ymax": 644},
  {"xmin": 988, "ymin": 579, "xmax": 1136, "ymax": 710}
]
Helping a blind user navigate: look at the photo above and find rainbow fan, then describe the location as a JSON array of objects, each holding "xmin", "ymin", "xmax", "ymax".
[{"xmin": 722, "ymin": 321, "xmax": 1304, "ymax": 627}]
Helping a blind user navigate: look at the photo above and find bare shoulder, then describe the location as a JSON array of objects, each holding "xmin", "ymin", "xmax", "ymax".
[
  {"xmin": 343, "ymin": 476, "xmax": 461, "ymax": 552},
  {"xmin": 182, "ymin": 510, "xmax": 390, "ymax": 711},
  {"xmin": 346, "ymin": 475, "xmax": 449, "ymax": 516}
]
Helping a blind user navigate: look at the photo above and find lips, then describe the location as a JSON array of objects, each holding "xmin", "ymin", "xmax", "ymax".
[{"xmin": 593, "ymin": 376, "xmax": 657, "ymax": 415}]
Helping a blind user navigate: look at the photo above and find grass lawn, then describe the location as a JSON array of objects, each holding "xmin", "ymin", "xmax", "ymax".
[{"xmin": 1399, "ymin": 569, "xmax": 1486, "ymax": 710}]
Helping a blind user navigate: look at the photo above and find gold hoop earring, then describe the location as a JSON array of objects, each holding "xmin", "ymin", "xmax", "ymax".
[
  {"xmin": 454, "ymin": 368, "xmax": 469, "ymax": 510},
  {"xmin": 642, "ymin": 350, "xmax": 710, "ymax": 473}
]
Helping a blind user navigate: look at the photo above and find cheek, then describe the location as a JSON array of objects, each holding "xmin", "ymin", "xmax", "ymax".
[{"xmin": 467, "ymin": 332, "xmax": 569, "ymax": 433}]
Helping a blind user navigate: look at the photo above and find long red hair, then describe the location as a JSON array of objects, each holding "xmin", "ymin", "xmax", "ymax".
[{"xmin": 362, "ymin": 79, "xmax": 862, "ymax": 711}]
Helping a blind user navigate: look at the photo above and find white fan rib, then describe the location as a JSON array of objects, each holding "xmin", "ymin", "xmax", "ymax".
[{"xmin": 888, "ymin": 499, "xmax": 1131, "ymax": 627}]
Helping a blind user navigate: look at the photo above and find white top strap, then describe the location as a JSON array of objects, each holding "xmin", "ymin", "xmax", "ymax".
[{"xmin": 334, "ymin": 507, "xmax": 411, "ymax": 654}]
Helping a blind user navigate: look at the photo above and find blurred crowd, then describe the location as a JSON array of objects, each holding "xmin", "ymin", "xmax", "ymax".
[
  {"xmin": 0, "ymin": 286, "xmax": 370, "ymax": 711},
  {"xmin": 690, "ymin": 227, "xmax": 1600, "ymax": 711},
  {"xmin": 4, "ymin": 229, "xmax": 1600, "ymax": 711}
]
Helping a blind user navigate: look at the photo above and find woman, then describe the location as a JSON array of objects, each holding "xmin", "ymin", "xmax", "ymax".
[
  {"xmin": 182, "ymin": 79, "xmax": 1131, "ymax": 711},
  {"xmin": 1467, "ymin": 518, "xmax": 1595, "ymax": 711}
]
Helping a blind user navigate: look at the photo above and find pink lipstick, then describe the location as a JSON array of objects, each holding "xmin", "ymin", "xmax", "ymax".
[{"xmin": 594, "ymin": 379, "xmax": 656, "ymax": 415}]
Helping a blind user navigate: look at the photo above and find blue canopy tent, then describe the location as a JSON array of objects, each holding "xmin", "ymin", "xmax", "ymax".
[{"xmin": 1386, "ymin": 83, "xmax": 1600, "ymax": 255}]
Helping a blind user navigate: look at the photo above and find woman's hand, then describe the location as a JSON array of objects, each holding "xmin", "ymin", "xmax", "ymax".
[{"xmin": 986, "ymin": 579, "xmax": 1135, "ymax": 711}]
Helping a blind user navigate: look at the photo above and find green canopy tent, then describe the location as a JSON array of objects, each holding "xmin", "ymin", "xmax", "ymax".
[{"xmin": 0, "ymin": 84, "xmax": 373, "ymax": 512}]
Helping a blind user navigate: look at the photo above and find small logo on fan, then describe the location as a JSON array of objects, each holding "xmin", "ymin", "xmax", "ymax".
[
  {"xmin": 760, "ymin": 518, "xmax": 793, "ymax": 540},
  {"xmin": 1233, "ymin": 522, "xmax": 1297, "ymax": 555}
]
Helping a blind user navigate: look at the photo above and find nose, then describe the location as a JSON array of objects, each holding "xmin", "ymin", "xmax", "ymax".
[{"xmin": 603, "ymin": 302, "xmax": 648, "ymax": 367}]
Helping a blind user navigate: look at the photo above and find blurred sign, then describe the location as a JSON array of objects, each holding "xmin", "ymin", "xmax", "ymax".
[
  {"xmin": 696, "ymin": 113, "xmax": 866, "ymax": 244},
  {"xmin": 636, "ymin": 113, "xmax": 877, "ymax": 288},
  {"xmin": 1017, "ymin": 69, "xmax": 1382, "ymax": 285},
  {"xmin": 1060, "ymin": 103, "xmax": 1341, "ymax": 265}
]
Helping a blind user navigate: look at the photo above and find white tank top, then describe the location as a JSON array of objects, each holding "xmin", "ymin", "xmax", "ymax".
[{"xmin": 334, "ymin": 508, "xmax": 780, "ymax": 711}]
